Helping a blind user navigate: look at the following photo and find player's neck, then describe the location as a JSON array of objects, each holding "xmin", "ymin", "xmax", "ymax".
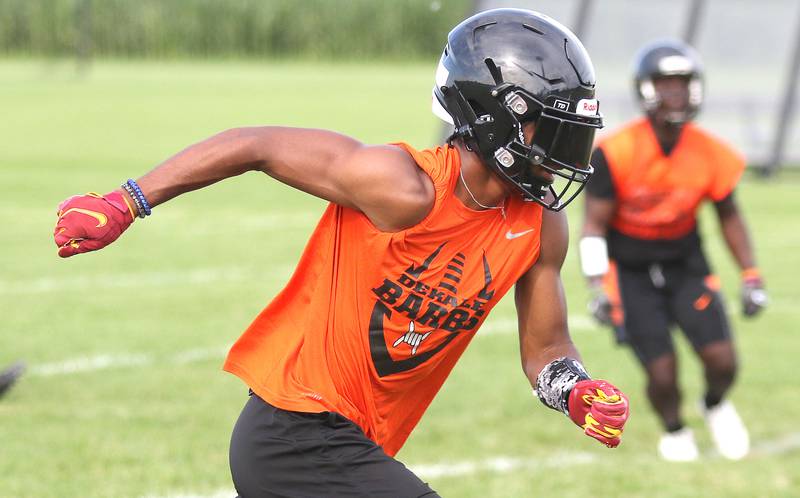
[
  {"xmin": 650, "ymin": 119, "xmax": 685, "ymax": 156},
  {"xmin": 453, "ymin": 142, "xmax": 510, "ymax": 211}
]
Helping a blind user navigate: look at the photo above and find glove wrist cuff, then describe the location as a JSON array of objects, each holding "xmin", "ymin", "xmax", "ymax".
[
  {"xmin": 103, "ymin": 190, "xmax": 136, "ymax": 222},
  {"xmin": 533, "ymin": 357, "xmax": 590, "ymax": 416}
]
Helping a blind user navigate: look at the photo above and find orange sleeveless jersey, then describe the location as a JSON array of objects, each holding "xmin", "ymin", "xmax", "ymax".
[
  {"xmin": 598, "ymin": 118, "xmax": 745, "ymax": 240},
  {"xmin": 224, "ymin": 143, "xmax": 543, "ymax": 456}
]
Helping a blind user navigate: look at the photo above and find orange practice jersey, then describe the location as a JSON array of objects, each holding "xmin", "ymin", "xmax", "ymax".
[
  {"xmin": 224, "ymin": 143, "xmax": 544, "ymax": 456},
  {"xmin": 597, "ymin": 118, "xmax": 745, "ymax": 240}
]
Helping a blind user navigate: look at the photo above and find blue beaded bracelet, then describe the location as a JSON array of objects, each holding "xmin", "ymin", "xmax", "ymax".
[
  {"xmin": 126, "ymin": 179, "xmax": 152, "ymax": 217},
  {"xmin": 121, "ymin": 182, "xmax": 144, "ymax": 218}
]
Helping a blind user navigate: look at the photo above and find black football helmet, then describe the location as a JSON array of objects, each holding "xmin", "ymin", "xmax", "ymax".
[
  {"xmin": 633, "ymin": 39, "xmax": 704, "ymax": 125},
  {"xmin": 432, "ymin": 8, "xmax": 602, "ymax": 211}
]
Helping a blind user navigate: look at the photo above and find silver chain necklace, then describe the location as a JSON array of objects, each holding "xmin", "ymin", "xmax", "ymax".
[{"xmin": 459, "ymin": 167, "xmax": 506, "ymax": 218}]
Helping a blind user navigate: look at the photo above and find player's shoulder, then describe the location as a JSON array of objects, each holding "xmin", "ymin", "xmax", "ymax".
[
  {"xmin": 594, "ymin": 118, "xmax": 649, "ymax": 164},
  {"xmin": 348, "ymin": 143, "xmax": 437, "ymax": 231},
  {"xmin": 391, "ymin": 142, "xmax": 459, "ymax": 186},
  {"xmin": 594, "ymin": 118, "xmax": 648, "ymax": 172},
  {"xmin": 596, "ymin": 118, "xmax": 648, "ymax": 148},
  {"xmin": 683, "ymin": 123, "xmax": 745, "ymax": 163}
]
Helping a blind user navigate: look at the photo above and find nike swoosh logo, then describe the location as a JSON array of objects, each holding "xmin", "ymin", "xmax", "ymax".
[
  {"xmin": 505, "ymin": 228, "xmax": 534, "ymax": 240},
  {"xmin": 61, "ymin": 208, "xmax": 108, "ymax": 228}
]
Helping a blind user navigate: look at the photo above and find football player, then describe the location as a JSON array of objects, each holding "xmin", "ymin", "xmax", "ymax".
[
  {"xmin": 580, "ymin": 39, "xmax": 766, "ymax": 461},
  {"xmin": 54, "ymin": 9, "xmax": 630, "ymax": 496}
]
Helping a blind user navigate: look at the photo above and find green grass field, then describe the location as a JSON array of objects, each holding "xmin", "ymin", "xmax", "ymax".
[{"xmin": 1, "ymin": 59, "xmax": 798, "ymax": 498}]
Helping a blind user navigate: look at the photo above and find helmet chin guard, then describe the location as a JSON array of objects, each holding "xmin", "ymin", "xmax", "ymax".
[{"xmin": 432, "ymin": 8, "xmax": 603, "ymax": 211}]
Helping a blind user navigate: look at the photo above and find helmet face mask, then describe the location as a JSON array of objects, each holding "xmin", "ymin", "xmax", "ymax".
[
  {"xmin": 633, "ymin": 39, "xmax": 704, "ymax": 126},
  {"xmin": 432, "ymin": 8, "xmax": 603, "ymax": 211}
]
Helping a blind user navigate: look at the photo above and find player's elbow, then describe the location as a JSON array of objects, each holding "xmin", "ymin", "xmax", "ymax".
[{"xmin": 215, "ymin": 127, "xmax": 273, "ymax": 173}]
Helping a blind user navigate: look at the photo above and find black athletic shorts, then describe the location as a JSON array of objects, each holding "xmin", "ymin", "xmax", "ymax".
[
  {"xmin": 229, "ymin": 393, "xmax": 440, "ymax": 498},
  {"xmin": 615, "ymin": 248, "xmax": 732, "ymax": 365}
]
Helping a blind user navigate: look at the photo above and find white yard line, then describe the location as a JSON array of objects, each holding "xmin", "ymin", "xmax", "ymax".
[
  {"xmin": 139, "ymin": 451, "xmax": 597, "ymax": 498},
  {"xmin": 2, "ymin": 267, "xmax": 251, "ymax": 294},
  {"xmin": 30, "ymin": 353, "xmax": 151, "ymax": 376},
  {"xmin": 411, "ymin": 451, "xmax": 597, "ymax": 479},
  {"xmin": 138, "ymin": 433, "xmax": 800, "ymax": 498},
  {"xmin": 27, "ymin": 315, "xmax": 592, "ymax": 378},
  {"xmin": 29, "ymin": 347, "xmax": 230, "ymax": 377},
  {"xmin": 751, "ymin": 431, "xmax": 800, "ymax": 457}
]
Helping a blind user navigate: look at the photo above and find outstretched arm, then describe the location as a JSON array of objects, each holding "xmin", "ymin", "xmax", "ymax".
[
  {"xmin": 130, "ymin": 127, "xmax": 433, "ymax": 227},
  {"xmin": 54, "ymin": 127, "xmax": 435, "ymax": 256},
  {"xmin": 516, "ymin": 209, "xmax": 629, "ymax": 447}
]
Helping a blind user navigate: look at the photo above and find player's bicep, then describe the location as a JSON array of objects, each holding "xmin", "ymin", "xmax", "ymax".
[
  {"xmin": 246, "ymin": 127, "xmax": 433, "ymax": 230},
  {"xmin": 248, "ymin": 127, "xmax": 371, "ymax": 207}
]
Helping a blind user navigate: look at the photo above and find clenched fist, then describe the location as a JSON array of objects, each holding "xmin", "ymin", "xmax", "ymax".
[
  {"xmin": 568, "ymin": 379, "xmax": 630, "ymax": 448},
  {"xmin": 54, "ymin": 191, "xmax": 135, "ymax": 257}
]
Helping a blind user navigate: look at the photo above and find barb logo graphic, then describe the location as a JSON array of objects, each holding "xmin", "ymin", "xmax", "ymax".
[
  {"xmin": 369, "ymin": 243, "xmax": 495, "ymax": 377},
  {"xmin": 393, "ymin": 322, "xmax": 431, "ymax": 355}
]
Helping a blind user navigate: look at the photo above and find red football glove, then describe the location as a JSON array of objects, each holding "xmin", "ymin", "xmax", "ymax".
[
  {"xmin": 54, "ymin": 191, "xmax": 135, "ymax": 258},
  {"xmin": 568, "ymin": 379, "xmax": 630, "ymax": 448}
]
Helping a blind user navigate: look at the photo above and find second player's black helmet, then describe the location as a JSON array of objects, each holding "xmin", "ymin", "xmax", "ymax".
[
  {"xmin": 633, "ymin": 39, "xmax": 704, "ymax": 124},
  {"xmin": 432, "ymin": 8, "xmax": 602, "ymax": 210}
]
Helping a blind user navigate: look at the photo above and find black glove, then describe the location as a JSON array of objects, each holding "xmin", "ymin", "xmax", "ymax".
[
  {"xmin": 588, "ymin": 287, "xmax": 613, "ymax": 327},
  {"xmin": 741, "ymin": 271, "xmax": 767, "ymax": 317}
]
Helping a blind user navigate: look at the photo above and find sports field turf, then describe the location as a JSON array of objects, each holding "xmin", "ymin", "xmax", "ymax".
[{"xmin": 1, "ymin": 60, "xmax": 798, "ymax": 497}]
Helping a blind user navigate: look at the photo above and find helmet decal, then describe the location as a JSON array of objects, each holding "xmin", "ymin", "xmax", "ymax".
[
  {"xmin": 576, "ymin": 99, "xmax": 599, "ymax": 116},
  {"xmin": 656, "ymin": 55, "xmax": 694, "ymax": 75}
]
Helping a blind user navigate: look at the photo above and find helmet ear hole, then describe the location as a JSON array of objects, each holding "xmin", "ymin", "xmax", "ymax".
[{"xmin": 638, "ymin": 79, "xmax": 659, "ymax": 110}]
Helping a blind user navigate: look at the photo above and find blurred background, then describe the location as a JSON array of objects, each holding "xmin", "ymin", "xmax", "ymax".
[{"xmin": 1, "ymin": 1, "xmax": 798, "ymax": 497}]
